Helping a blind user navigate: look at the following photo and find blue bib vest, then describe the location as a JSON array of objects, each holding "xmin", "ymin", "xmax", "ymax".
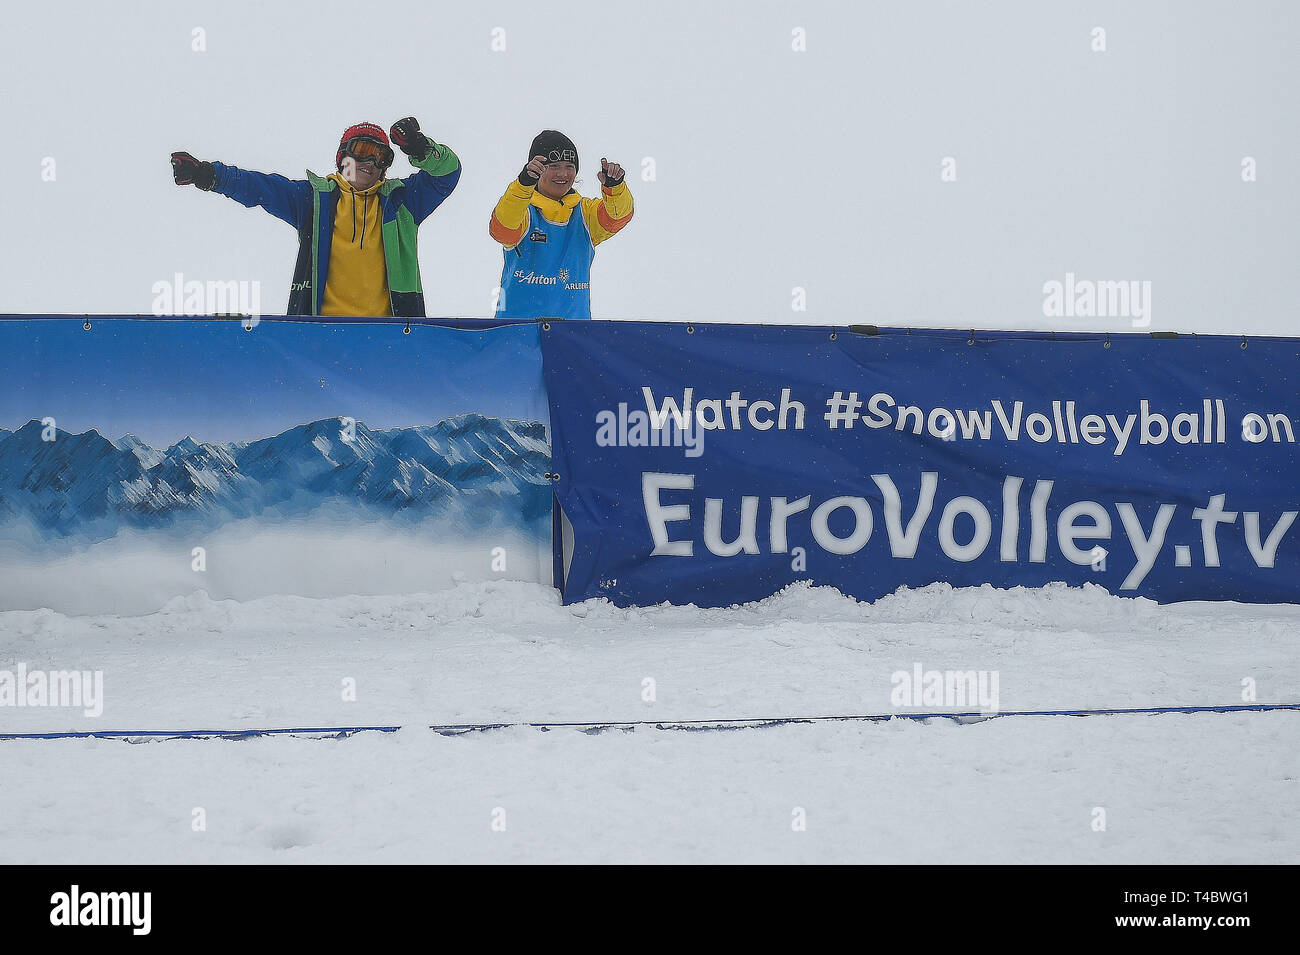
[{"xmin": 496, "ymin": 201, "xmax": 595, "ymax": 319}]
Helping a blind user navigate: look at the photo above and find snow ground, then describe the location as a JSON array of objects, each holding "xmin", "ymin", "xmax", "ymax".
[{"xmin": 0, "ymin": 580, "xmax": 1296, "ymax": 863}]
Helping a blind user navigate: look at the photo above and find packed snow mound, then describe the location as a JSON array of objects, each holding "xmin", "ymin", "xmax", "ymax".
[
  {"xmin": 1, "ymin": 577, "xmax": 1295, "ymax": 863},
  {"xmin": 2, "ymin": 574, "xmax": 1300, "ymax": 867},
  {"xmin": 10, "ymin": 575, "xmax": 1298, "ymax": 635},
  {"xmin": 4, "ymin": 576, "xmax": 1296, "ymax": 730}
]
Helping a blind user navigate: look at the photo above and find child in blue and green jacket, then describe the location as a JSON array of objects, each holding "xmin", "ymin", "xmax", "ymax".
[{"xmin": 170, "ymin": 119, "xmax": 460, "ymax": 317}]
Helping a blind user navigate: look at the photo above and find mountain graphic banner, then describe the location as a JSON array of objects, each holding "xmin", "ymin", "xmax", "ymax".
[
  {"xmin": 10, "ymin": 316, "xmax": 1299, "ymax": 613},
  {"xmin": 0, "ymin": 317, "xmax": 551, "ymax": 614}
]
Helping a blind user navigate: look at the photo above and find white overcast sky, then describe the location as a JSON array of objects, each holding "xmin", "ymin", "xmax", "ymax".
[{"xmin": 1, "ymin": 0, "xmax": 1296, "ymax": 335}]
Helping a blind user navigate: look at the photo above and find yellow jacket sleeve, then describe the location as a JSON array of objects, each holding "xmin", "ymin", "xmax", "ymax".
[
  {"xmin": 580, "ymin": 181, "xmax": 634, "ymax": 246},
  {"xmin": 489, "ymin": 179, "xmax": 534, "ymax": 248}
]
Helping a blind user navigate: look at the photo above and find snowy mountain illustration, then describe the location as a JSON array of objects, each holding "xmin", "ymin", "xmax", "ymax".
[{"xmin": 0, "ymin": 414, "xmax": 551, "ymax": 543}]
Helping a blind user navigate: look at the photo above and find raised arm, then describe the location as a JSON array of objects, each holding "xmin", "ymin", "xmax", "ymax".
[
  {"xmin": 580, "ymin": 158, "xmax": 633, "ymax": 246},
  {"xmin": 489, "ymin": 155, "xmax": 548, "ymax": 249},
  {"xmin": 389, "ymin": 117, "xmax": 462, "ymax": 223}
]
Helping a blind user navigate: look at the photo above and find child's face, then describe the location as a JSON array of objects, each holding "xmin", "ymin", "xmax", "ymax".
[
  {"xmin": 537, "ymin": 161, "xmax": 576, "ymax": 200},
  {"xmin": 340, "ymin": 156, "xmax": 383, "ymax": 190}
]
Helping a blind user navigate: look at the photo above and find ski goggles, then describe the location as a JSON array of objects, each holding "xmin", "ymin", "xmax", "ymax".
[{"xmin": 342, "ymin": 137, "xmax": 394, "ymax": 169}]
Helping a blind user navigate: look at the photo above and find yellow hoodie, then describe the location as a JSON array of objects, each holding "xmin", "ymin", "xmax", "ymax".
[{"xmin": 322, "ymin": 173, "xmax": 392, "ymax": 317}]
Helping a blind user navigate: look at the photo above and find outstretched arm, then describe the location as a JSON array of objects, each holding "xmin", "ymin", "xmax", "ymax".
[
  {"xmin": 171, "ymin": 150, "xmax": 311, "ymax": 229},
  {"xmin": 210, "ymin": 162, "xmax": 312, "ymax": 229}
]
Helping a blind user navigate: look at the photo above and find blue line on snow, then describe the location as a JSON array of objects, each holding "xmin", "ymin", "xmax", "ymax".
[{"xmin": 0, "ymin": 703, "xmax": 1296, "ymax": 741}]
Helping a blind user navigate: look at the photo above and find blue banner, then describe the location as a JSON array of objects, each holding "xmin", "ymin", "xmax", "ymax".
[
  {"xmin": 0, "ymin": 317, "xmax": 551, "ymax": 614},
  {"xmin": 542, "ymin": 321, "xmax": 1300, "ymax": 607}
]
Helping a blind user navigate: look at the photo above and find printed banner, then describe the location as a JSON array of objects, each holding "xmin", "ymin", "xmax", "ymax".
[
  {"xmin": 542, "ymin": 321, "xmax": 1300, "ymax": 607},
  {"xmin": 0, "ymin": 317, "xmax": 551, "ymax": 614}
]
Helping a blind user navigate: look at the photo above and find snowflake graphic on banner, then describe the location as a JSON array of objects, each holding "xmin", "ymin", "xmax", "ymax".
[{"xmin": 558, "ymin": 269, "xmax": 570, "ymax": 282}]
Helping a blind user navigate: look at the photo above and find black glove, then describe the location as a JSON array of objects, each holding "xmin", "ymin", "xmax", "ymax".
[
  {"xmin": 518, "ymin": 155, "xmax": 546, "ymax": 187},
  {"xmin": 171, "ymin": 152, "xmax": 215, "ymax": 191},
  {"xmin": 598, "ymin": 158, "xmax": 625, "ymax": 189},
  {"xmin": 389, "ymin": 117, "xmax": 430, "ymax": 161}
]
